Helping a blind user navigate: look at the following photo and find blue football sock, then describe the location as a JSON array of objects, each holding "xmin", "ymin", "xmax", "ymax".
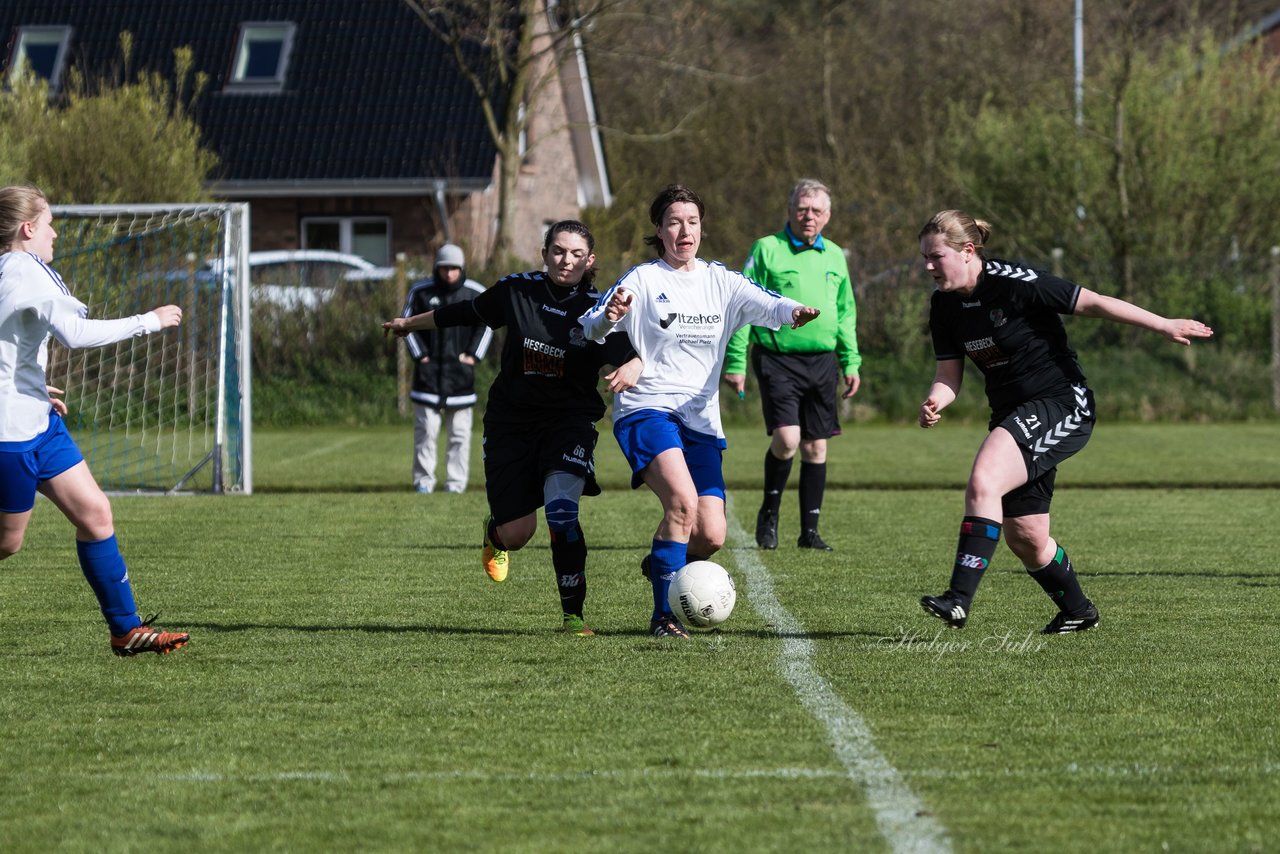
[
  {"xmin": 76, "ymin": 535, "xmax": 141, "ymax": 636},
  {"xmin": 648, "ymin": 538, "xmax": 688, "ymax": 620}
]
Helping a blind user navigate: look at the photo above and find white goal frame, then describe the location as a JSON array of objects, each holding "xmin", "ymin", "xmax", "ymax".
[{"xmin": 49, "ymin": 203, "xmax": 253, "ymax": 494}]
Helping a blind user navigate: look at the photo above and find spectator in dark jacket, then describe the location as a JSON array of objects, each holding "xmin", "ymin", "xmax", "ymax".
[{"xmin": 400, "ymin": 244, "xmax": 491, "ymax": 493}]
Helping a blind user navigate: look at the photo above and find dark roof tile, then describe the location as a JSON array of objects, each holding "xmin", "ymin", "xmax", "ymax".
[{"xmin": 0, "ymin": 0, "xmax": 501, "ymax": 184}]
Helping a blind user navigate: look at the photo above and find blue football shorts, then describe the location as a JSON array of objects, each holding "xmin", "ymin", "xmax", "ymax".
[
  {"xmin": 0, "ymin": 415, "xmax": 85, "ymax": 513},
  {"xmin": 613, "ymin": 409, "xmax": 726, "ymax": 499}
]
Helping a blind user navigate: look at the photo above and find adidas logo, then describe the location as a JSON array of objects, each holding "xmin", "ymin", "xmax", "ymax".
[{"xmin": 655, "ymin": 292, "xmax": 670, "ymax": 303}]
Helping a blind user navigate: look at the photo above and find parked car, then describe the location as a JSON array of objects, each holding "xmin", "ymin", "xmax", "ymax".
[
  {"xmin": 187, "ymin": 250, "xmax": 395, "ymax": 308},
  {"xmin": 237, "ymin": 250, "xmax": 396, "ymax": 308}
]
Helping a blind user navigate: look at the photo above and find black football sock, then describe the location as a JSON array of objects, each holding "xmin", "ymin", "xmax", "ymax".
[
  {"xmin": 550, "ymin": 524, "xmax": 587, "ymax": 617},
  {"xmin": 949, "ymin": 516, "xmax": 1002, "ymax": 609},
  {"xmin": 798, "ymin": 461, "xmax": 827, "ymax": 533},
  {"xmin": 761, "ymin": 451, "xmax": 793, "ymax": 515},
  {"xmin": 1027, "ymin": 545, "xmax": 1090, "ymax": 614}
]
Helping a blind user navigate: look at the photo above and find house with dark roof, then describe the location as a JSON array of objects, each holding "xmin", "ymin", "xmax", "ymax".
[
  {"xmin": 1, "ymin": 0, "xmax": 611, "ymax": 266},
  {"xmin": 1228, "ymin": 6, "xmax": 1280, "ymax": 55}
]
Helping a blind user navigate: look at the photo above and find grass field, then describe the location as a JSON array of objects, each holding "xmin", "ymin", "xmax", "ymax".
[{"xmin": 2, "ymin": 422, "xmax": 1278, "ymax": 852}]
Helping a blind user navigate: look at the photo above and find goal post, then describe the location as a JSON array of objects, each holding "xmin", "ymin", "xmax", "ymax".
[{"xmin": 49, "ymin": 203, "xmax": 252, "ymax": 494}]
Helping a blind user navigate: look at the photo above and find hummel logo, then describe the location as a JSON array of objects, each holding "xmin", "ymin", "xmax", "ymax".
[
  {"xmin": 1072, "ymin": 384, "xmax": 1092, "ymax": 416},
  {"xmin": 985, "ymin": 261, "xmax": 1039, "ymax": 282},
  {"xmin": 655, "ymin": 292, "xmax": 670, "ymax": 303},
  {"xmin": 1031, "ymin": 413, "xmax": 1081, "ymax": 458}
]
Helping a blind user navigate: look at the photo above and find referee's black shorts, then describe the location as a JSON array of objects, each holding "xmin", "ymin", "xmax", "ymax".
[
  {"xmin": 995, "ymin": 385, "xmax": 1096, "ymax": 517},
  {"xmin": 751, "ymin": 347, "xmax": 842, "ymax": 440},
  {"xmin": 482, "ymin": 418, "xmax": 600, "ymax": 525}
]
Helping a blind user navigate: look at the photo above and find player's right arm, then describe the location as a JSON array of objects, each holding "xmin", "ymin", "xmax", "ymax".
[
  {"xmin": 383, "ymin": 310, "xmax": 435, "ymax": 338},
  {"xmin": 920, "ymin": 358, "xmax": 963, "ymax": 428},
  {"xmin": 580, "ymin": 277, "xmax": 634, "ymax": 342}
]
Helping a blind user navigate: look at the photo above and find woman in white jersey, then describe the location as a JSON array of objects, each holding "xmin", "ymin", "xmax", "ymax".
[
  {"xmin": 0, "ymin": 185, "xmax": 190, "ymax": 656},
  {"xmin": 580, "ymin": 184, "xmax": 820, "ymax": 638}
]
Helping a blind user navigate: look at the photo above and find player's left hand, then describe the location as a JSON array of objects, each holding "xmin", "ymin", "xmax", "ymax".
[
  {"xmin": 152, "ymin": 305, "xmax": 183, "ymax": 328},
  {"xmin": 605, "ymin": 357, "xmax": 643, "ymax": 393},
  {"xmin": 843, "ymin": 373, "xmax": 860, "ymax": 399},
  {"xmin": 791, "ymin": 306, "xmax": 820, "ymax": 328},
  {"xmin": 47, "ymin": 385, "xmax": 67, "ymax": 417},
  {"xmin": 382, "ymin": 318, "xmax": 409, "ymax": 338},
  {"xmin": 1164, "ymin": 318, "xmax": 1214, "ymax": 346}
]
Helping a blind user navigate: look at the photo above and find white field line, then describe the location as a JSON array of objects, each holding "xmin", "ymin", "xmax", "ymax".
[
  {"xmin": 270, "ymin": 435, "xmax": 362, "ymax": 467},
  {"xmin": 724, "ymin": 496, "xmax": 951, "ymax": 854},
  {"xmin": 153, "ymin": 761, "xmax": 1280, "ymax": 786},
  {"xmin": 158, "ymin": 767, "xmax": 852, "ymax": 784}
]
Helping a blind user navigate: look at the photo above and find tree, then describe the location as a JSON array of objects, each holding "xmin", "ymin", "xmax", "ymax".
[
  {"xmin": 948, "ymin": 24, "xmax": 1280, "ymax": 347},
  {"xmin": 402, "ymin": 0, "xmax": 610, "ymax": 266},
  {"xmin": 0, "ymin": 33, "xmax": 216, "ymax": 203}
]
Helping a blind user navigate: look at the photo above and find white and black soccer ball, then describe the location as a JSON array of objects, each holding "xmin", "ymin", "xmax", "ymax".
[{"xmin": 668, "ymin": 560, "xmax": 736, "ymax": 629}]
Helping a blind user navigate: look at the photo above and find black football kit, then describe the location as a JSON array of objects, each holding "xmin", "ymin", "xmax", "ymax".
[{"xmin": 434, "ymin": 271, "xmax": 634, "ymax": 520}]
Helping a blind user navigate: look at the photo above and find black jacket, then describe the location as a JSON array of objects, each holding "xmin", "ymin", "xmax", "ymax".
[{"xmin": 401, "ymin": 274, "xmax": 492, "ymax": 408}]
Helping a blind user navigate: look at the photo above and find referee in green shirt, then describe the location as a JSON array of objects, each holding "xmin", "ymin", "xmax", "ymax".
[{"xmin": 724, "ymin": 179, "xmax": 861, "ymax": 551}]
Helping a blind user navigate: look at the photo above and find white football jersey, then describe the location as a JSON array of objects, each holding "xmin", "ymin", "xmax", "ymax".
[
  {"xmin": 0, "ymin": 251, "xmax": 159, "ymax": 443},
  {"xmin": 580, "ymin": 257, "xmax": 801, "ymax": 438}
]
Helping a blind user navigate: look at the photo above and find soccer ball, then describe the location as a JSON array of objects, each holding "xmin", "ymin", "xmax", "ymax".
[{"xmin": 668, "ymin": 560, "xmax": 736, "ymax": 629}]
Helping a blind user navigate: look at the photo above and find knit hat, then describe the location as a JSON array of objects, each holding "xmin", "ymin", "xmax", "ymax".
[{"xmin": 435, "ymin": 243, "xmax": 465, "ymax": 269}]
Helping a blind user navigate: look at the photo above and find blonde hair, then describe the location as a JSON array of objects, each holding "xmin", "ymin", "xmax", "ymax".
[
  {"xmin": 918, "ymin": 209, "xmax": 992, "ymax": 258},
  {"xmin": 0, "ymin": 185, "xmax": 49, "ymax": 251}
]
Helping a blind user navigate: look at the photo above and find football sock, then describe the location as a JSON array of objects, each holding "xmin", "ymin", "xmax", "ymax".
[
  {"xmin": 1027, "ymin": 545, "xmax": 1090, "ymax": 614},
  {"xmin": 549, "ymin": 523, "xmax": 587, "ymax": 618},
  {"xmin": 799, "ymin": 461, "xmax": 826, "ymax": 533},
  {"xmin": 648, "ymin": 538, "xmax": 688, "ymax": 620},
  {"xmin": 949, "ymin": 516, "xmax": 1002, "ymax": 610},
  {"xmin": 76, "ymin": 535, "xmax": 142, "ymax": 636},
  {"xmin": 761, "ymin": 451, "xmax": 793, "ymax": 515}
]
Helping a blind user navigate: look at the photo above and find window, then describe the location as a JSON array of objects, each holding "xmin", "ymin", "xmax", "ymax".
[
  {"xmin": 301, "ymin": 217, "xmax": 391, "ymax": 266},
  {"xmin": 228, "ymin": 22, "xmax": 295, "ymax": 91},
  {"xmin": 8, "ymin": 26, "xmax": 73, "ymax": 92}
]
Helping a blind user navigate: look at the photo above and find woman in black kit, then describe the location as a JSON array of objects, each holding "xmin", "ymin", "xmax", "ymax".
[
  {"xmin": 384, "ymin": 221, "xmax": 640, "ymax": 636},
  {"xmin": 915, "ymin": 210, "xmax": 1213, "ymax": 634}
]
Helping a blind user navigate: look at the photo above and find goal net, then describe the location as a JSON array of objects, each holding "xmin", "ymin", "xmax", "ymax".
[{"xmin": 48, "ymin": 203, "xmax": 252, "ymax": 494}]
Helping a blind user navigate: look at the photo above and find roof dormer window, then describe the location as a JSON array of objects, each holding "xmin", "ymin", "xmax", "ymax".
[
  {"xmin": 228, "ymin": 22, "xmax": 294, "ymax": 92},
  {"xmin": 7, "ymin": 26, "xmax": 73, "ymax": 93}
]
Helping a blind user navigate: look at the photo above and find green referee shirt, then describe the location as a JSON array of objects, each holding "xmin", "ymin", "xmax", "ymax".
[{"xmin": 724, "ymin": 225, "xmax": 861, "ymax": 376}]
